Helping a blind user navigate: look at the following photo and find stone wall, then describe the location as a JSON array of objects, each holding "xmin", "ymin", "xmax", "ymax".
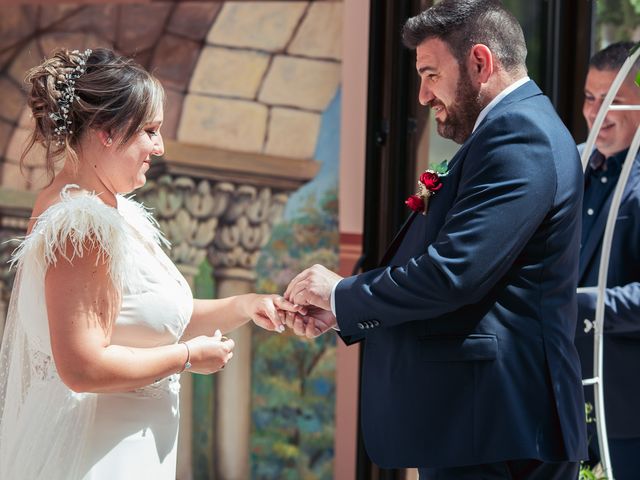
[{"xmin": 179, "ymin": 2, "xmax": 342, "ymax": 160}]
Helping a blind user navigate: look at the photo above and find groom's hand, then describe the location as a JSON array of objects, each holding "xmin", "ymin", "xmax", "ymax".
[
  {"xmin": 286, "ymin": 306, "xmax": 338, "ymax": 338},
  {"xmin": 284, "ymin": 264, "xmax": 343, "ymax": 311}
]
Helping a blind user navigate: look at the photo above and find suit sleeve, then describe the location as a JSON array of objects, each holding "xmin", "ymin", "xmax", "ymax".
[
  {"xmin": 335, "ymin": 113, "xmax": 559, "ymax": 336},
  {"xmin": 578, "ymin": 284, "xmax": 640, "ymax": 337}
]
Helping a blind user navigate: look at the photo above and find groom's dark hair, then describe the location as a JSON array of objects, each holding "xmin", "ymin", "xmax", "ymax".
[{"xmin": 402, "ymin": 0, "xmax": 527, "ymax": 74}]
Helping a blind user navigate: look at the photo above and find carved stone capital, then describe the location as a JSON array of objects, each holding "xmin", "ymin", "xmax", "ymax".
[
  {"xmin": 138, "ymin": 173, "xmax": 290, "ymax": 273},
  {"xmin": 142, "ymin": 142, "xmax": 316, "ymax": 274},
  {"xmin": 209, "ymin": 185, "xmax": 288, "ymax": 270}
]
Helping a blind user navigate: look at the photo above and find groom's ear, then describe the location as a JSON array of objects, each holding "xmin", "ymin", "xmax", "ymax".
[{"xmin": 468, "ymin": 44, "xmax": 493, "ymax": 84}]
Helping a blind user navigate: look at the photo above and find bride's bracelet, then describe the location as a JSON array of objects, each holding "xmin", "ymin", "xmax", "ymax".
[{"xmin": 178, "ymin": 341, "xmax": 192, "ymax": 373}]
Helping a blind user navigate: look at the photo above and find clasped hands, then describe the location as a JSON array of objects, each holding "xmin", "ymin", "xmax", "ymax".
[
  {"xmin": 245, "ymin": 264, "xmax": 342, "ymax": 338},
  {"xmin": 281, "ymin": 264, "xmax": 343, "ymax": 338}
]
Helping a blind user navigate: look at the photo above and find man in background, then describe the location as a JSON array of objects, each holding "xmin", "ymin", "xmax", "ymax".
[{"xmin": 576, "ymin": 41, "xmax": 640, "ymax": 480}]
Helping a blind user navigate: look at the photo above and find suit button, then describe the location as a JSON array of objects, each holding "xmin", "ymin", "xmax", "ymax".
[{"xmin": 357, "ymin": 322, "xmax": 365, "ymax": 330}]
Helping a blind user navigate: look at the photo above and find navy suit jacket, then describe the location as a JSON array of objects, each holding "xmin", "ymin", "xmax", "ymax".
[
  {"xmin": 335, "ymin": 81, "xmax": 588, "ymax": 468},
  {"xmin": 574, "ymin": 148, "xmax": 640, "ymax": 439}
]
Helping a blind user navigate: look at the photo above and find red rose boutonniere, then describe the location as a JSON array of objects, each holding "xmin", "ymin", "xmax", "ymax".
[{"xmin": 405, "ymin": 160, "xmax": 448, "ymax": 215}]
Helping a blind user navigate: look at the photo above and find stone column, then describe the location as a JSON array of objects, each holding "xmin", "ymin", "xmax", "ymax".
[
  {"xmin": 210, "ymin": 268, "xmax": 255, "ymax": 480},
  {"xmin": 208, "ymin": 185, "xmax": 288, "ymax": 480}
]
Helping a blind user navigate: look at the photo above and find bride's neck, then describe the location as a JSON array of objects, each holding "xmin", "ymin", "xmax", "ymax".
[{"xmin": 57, "ymin": 147, "xmax": 117, "ymax": 208}]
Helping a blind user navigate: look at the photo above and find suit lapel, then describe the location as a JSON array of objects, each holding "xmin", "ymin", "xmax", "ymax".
[
  {"xmin": 579, "ymin": 154, "xmax": 640, "ymax": 280},
  {"xmin": 378, "ymin": 212, "xmax": 418, "ymax": 266}
]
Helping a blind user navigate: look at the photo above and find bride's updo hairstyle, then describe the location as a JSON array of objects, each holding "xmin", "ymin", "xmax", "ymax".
[{"xmin": 22, "ymin": 47, "xmax": 164, "ymax": 182}]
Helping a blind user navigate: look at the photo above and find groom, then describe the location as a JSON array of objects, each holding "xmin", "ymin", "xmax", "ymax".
[{"xmin": 285, "ymin": 0, "xmax": 587, "ymax": 478}]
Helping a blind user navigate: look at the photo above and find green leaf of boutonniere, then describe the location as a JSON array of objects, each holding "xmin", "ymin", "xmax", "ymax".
[
  {"xmin": 429, "ymin": 159, "xmax": 449, "ymax": 175},
  {"xmin": 631, "ymin": 43, "xmax": 640, "ymax": 87}
]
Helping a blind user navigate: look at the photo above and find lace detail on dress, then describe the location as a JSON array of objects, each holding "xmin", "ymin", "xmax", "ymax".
[
  {"xmin": 133, "ymin": 374, "xmax": 181, "ymax": 398},
  {"xmin": 31, "ymin": 350, "xmax": 56, "ymax": 383}
]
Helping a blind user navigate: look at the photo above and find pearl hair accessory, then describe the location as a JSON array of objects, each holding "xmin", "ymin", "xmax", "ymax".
[{"xmin": 49, "ymin": 49, "xmax": 92, "ymax": 147}]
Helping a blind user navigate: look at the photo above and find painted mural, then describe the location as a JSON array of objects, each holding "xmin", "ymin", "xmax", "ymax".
[{"xmin": 252, "ymin": 89, "xmax": 341, "ymax": 480}]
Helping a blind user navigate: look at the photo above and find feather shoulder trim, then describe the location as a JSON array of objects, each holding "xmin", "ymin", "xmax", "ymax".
[
  {"xmin": 11, "ymin": 185, "xmax": 134, "ymax": 291},
  {"xmin": 116, "ymin": 194, "xmax": 169, "ymax": 250}
]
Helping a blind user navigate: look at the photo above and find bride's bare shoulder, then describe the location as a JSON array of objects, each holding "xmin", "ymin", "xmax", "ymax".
[
  {"xmin": 28, "ymin": 184, "xmax": 61, "ymax": 233},
  {"xmin": 27, "ymin": 182, "xmax": 90, "ymax": 234}
]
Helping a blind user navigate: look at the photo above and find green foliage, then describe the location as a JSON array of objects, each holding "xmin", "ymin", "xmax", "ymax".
[
  {"xmin": 251, "ymin": 188, "xmax": 339, "ymax": 479},
  {"xmin": 580, "ymin": 402, "xmax": 607, "ymax": 479},
  {"xmin": 579, "ymin": 464, "xmax": 608, "ymax": 480},
  {"xmin": 596, "ymin": 0, "xmax": 640, "ymax": 45}
]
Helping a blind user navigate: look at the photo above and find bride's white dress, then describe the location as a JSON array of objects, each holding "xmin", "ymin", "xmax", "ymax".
[{"xmin": 0, "ymin": 185, "xmax": 193, "ymax": 479}]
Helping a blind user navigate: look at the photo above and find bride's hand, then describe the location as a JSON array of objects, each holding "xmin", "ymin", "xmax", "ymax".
[
  {"xmin": 184, "ymin": 330, "xmax": 235, "ymax": 374},
  {"xmin": 243, "ymin": 294, "xmax": 307, "ymax": 333}
]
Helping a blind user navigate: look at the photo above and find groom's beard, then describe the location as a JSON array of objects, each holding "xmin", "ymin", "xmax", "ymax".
[{"xmin": 435, "ymin": 65, "xmax": 483, "ymax": 144}]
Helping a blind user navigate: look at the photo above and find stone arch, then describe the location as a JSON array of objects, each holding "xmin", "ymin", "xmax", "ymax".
[{"xmin": 0, "ymin": 2, "xmax": 222, "ymax": 190}]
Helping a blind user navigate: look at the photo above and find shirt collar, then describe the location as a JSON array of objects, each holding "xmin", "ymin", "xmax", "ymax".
[
  {"xmin": 589, "ymin": 148, "xmax": 629, "ymax": 172},
  {"xmin": 472, "ymin": 76, "xmax": 530, "ymax": 133}
]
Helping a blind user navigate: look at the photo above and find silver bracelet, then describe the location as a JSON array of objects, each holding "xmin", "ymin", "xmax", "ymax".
[{"xmin": 178, "ymin": 341, "xmax": 191, "ymax": 373}]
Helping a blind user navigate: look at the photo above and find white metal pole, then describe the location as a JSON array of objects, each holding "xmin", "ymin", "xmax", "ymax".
[{"xmin": 579, "ymin": 46, "xmax": 640, "ymax": 480}]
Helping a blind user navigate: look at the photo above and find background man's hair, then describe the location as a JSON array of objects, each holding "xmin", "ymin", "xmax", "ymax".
[
  {"xmin": 402, "ymin": 0, "xmax": 527, "ymax": 73},
  {"xmin": 590, "ymin": 41, "xmax": 639, "ymax": 73}
]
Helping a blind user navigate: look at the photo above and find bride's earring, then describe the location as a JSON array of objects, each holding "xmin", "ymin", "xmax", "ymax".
[{"xmin": 105, "ymin": 137, "xmax": 113, "ymax": 147}]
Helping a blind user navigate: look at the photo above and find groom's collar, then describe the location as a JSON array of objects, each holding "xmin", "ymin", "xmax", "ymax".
[{"xmin": 472, "ymin": 76, "xmax": 531, "ymax": 133}]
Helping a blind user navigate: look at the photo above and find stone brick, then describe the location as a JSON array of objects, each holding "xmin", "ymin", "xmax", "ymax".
[
  {"xmin": 259, "ymin": 56, "xmax": 341, "ymax": 111},
  {"xmin": 117, "ymin": 4, "xmax": 172, "ymax": 54},
  {"xmin": 5, "ymin": 126, "xmax": 45, "ymax": 168},
  {"xmin": 0, "ymin": 76, "xmax": 25, "ymax": 124},
  {"xmin": 0, "ymin": 120, "xmax": 14, "ymax": 158},
  {"xmin": 189, "ymin": 46, "xmax": 270, "ymax": 99},
  {"xmin": 207, "ymin": 2, "xmax": 307, "ymax": 52},
  {"xmin": 288, "ymin": 3, "xmax": 343, "ymax": 60},
  {"xmin": 0, "ymin": 6, "xmax": 36, "ymax": 48},
  {"xmin": 39, "ymin": 5, "xmax": 83, "ymax": 30},
  {"xmin": 0, "ymin": 46, "xmax": 18, "ymax": 72},
  {"xmin": 178, "ymin": 94, "xmax": 267, "ymax": 153},
  {"xmin": 162, "ymin": 87, "xmax": 184, "ymax": 140},
  {"xmin": 56, "ymin": 5, "xmax": 118, "ymax": 44},
  {"xmin": 130, "ymin": 51, "xmax": 153, "ymax": 71},
  {"xmin": 8, "ymin": 40, "xmax": 43, "ymax": 87},
  {"xmin": 265, "ymin": 107, "xmax": 320, "ymax": 159},
  {"xmin": 2, "ymin": 161, "xmax": 29, "ymax": 191},
  {"xmin": 168, "ymin": 2, "xmax": 222, "ymax": 41},
  {"xmin": 152, "ymin": 35, "xmax": 201, "ymax": 91},
  {"xmin": 38, "ymin": 32, "xmax": 88, "ymax": 58}
]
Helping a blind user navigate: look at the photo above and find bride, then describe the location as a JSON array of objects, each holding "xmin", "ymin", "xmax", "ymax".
[{"xmin": 0, "ymin": 47, "xmax": 303, "ymax": 479}]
